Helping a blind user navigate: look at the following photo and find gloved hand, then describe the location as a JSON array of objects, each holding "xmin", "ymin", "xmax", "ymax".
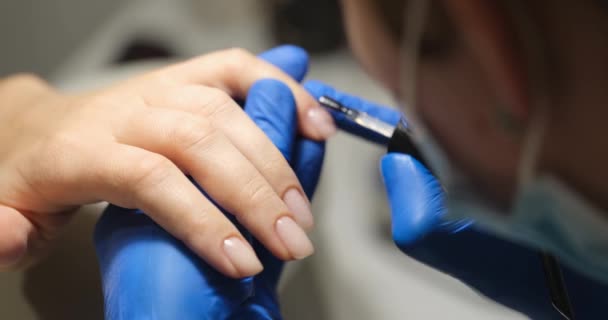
[
  {"xmin": 230, "ymin": 79, "xmax": 324, "ymax": 320},
  {"xmin": 304, "ymin": 81, "xmax": 471, "ymax": 249},
  {"xmin": 94, "ymin": 45, "xmax": 323, "ymax": 320}
]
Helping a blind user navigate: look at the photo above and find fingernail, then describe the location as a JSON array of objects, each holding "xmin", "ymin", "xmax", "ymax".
[
  {"xmin": 275, "ymin": 216, "xmax": 314, "ymax": 259},
  {"xmin": 0, "ymin": 247, "xmax": 25, "ymax": 269},
  {"xmin": 283, "ymin": 189, "xmax": 314, "ymax": 230},
  {"xmin": 307, "ymin": 107, "xmax": 337, "ymax": 138},
  {"xmin": 0, "ymin": 235, "xmax": 26, "ymax": 269},
  {"xmin": 223, "ymin": 237, "xmax": 263, "ymax": 276}
]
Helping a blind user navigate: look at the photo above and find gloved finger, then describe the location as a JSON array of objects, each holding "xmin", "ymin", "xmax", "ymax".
[
  {"xmin": 245, "ymin": 82, "xmax": 325, "ymax": 296},
  {"xmin": 244, "ymin": 79, "xmax": 325, "ymax": 205},
  {"xmin": 229, "ymin": 304, "xmax": 280, "ymax": 320},
  {"xmin": 258, "ymin": 45, "xmax": 309, "ymax": 82},
  {"xmin": 243, "ymin": 79, "xmax": 295, "ymax": 287},
  {"xmin": 237, "ymin": 78, "xmax": 302, "ymax": 307},
  {"xmin": 380, "ymin": 153, "xmax": 445, "ymax": 247},
  {"xmin": 244, "ymin": 79, "xmax": 298, "ymax": 163},
  {"xmin": 293, "ymin": 138, "xmax": 325, "ymax": 199},
  {"xmin": 304, "ymin": 80, "xmax": 401, "ymax": 144},
  {"xmin": 95, "ymin": 206, "xmax": 254, "ymax": 319},
  {"xmin": 239, "ymin": 140, "xmax": 325, "ymax": 320}
]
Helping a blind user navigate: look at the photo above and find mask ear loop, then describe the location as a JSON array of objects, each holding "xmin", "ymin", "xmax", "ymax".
[
  {"xmin": 464, "ymin": 3, "xmax": 573, "ymax": 316},
  {"xmin": 399, "ymin": 0, "xmax": 427, "ymax": 111},
  {"xmin": 398, "ymin": 0, "xmax": 448, "ymax": 187},
  {"xmin": 398, "ymin": 0, "xmax": 453, "ymax": 183},
  {"xmin": 502, "ymin": 4, "xmax": 575, "ymax": 319},
  {"xmin": 497, "ymin": 1, "xmax": 553, "ymax": 188},
  {"xmin": 401, "ymin": 2, "xmax": 574, "ymax": 318}
]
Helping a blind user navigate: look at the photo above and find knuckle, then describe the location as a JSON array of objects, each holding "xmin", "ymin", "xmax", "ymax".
[
  {"xmin": 22, "ymin": 131, "xmax": 89, "ymax": 192},
  {"xmin": 223, "ymin": 47, "xmax": 253, "ymax": 60},
  {"xmin": 181, "ymin": 214, "xmax": 213, "ymax": 247},
  {"xmin": 163, "ymin": 85, "xmax": 236, "ymax": 119},
  {"xmin": 259, "ymin": 156, "xmax": 288, "ymax": 174},
  {"xmin": 171, "ymin": 85, "xmax": 208, "ymax": 105},
  {"xmin": 71, "ymin": 94, "xmax": 115, "ymax": 121},
  {"xmin": 128, "ymin": 154, "xmax": 174, "ymax": 193},
  {"xmin": 206, "ymin": 87, "xmax": 232, "ymax": 103},
  {"xmin": 143, "ymin": 69, "xmax": 176, "ymax": 88},
  {"xmin": 170, "ymin": 116, "xmax": 217, "ymax": 153},
  {"xmin": 241, "ymin": 174, "xmax": 276, "ymax": 211},
  {"xmin": 37, "ymin": 133, "xmax": 82, "ymax": 176},
  {"xmin": 221, "ymin": 47, "xmax": 255, "ymax": 74},
  {"xmin": 202, "ymin": 88, "xmax": 236, "ymax": 118}
]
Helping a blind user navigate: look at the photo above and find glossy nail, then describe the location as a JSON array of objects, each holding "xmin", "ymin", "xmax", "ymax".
[
  {"xmin": 223, "ymin": 237, "xmax": 263, "ymax": 276},
  {"xmin": 275, "ymin": 216, "xmax": 314, "ymax": 259},
  {"xmin": 283, "ymin": 188, "xmax": 314, "ymax": 230},
  {"xmin": 307, "ymin": 107, "xmax": 337, "ymax": 138}
]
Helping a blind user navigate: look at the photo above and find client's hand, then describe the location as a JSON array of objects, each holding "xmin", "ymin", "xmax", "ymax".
[
  {"xmin": 94, "ymin": 46, "xmax": 324, "ymax": 319},
  {"xmin": 1, "ymin": 46, "xmax": 336, "ymax": 275}
]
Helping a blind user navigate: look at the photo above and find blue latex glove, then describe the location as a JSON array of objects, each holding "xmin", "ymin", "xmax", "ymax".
[
  {"xmin": 94, "ymin": 45, "xmax": 322, "ymax": 320},
  {"xmin": 303, "ymin": 82, "xmax": 608, "ymax": 320},
  {"xmin": 304, "ymin": 81, "xmax": 470, "ymax": 248},
  {"xmin": 230, "ymin": 79, "xmax": 324, "ymax": 320},
  {"xmin": 235, "ymin": 80, "xmax": 607, "ymax": 320}
]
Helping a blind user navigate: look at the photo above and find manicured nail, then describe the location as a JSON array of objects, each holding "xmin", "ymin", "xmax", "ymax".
[
  {"xmin": 0, "ymin": 238, "xmax": 26, "ymax": 269},
  {"xmin": 307, "ymin": 107, "xmax": 337, "ymax": 138},
  {"xmin": 0, "ymin": 247, "xmax": 24, "ymax": 269},
  {"xmin": 223, "ymin": 237, "xmax": 263, "ymax": 276},
  {"xmin": 275, "ymin": 216, "xmax": 314, "ymax": 259},
  {"xmin": 283, "ymin": 188, "xmax": 314, "ymax": 230}
]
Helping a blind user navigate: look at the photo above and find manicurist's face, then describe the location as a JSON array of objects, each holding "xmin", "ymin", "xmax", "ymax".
[{"xmin": 340, "ymin": 0, "xmax": 608, "ymax": 204}]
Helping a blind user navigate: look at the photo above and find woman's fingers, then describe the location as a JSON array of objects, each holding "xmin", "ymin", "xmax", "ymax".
[
  {"xmin": 161, "ymin": 48, "xmax": 336, "ymax": 140},
  {"xmin": 0, "ymin": 49, "xmax": 324, "ymax": 276},
  {"xmin": 143, "ymin": 85, "xmax": 314, "ymax": 230},
  {"xmin": 0, "ymin": 205, "xmax": 32, "ymax": 269},
  {"xmin": 115, "ymin": 108, "xmax": 314, "ymax": 262},
  {"xmin": 95, "ymin": 144, "xmax": 263, "ymax": 278}
]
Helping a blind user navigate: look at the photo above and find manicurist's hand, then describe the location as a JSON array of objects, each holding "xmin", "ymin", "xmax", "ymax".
[
  {"xmin": 304, "ymin": 81, "xmax": 472, "ymax": 248},
  {"xmin": 0, "ymin": 47, "xmax": 335, "ymax": 277}
]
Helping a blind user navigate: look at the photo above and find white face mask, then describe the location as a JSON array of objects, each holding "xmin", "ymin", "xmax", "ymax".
[
  {"xmin": 413, "ymin": 114, "xmax": 608, "ymax": 284},
  {"xmin": 399, "ymin": 0, "xmax": 608, "ymax": 283}
]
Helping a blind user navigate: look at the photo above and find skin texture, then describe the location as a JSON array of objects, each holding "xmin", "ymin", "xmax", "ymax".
[
  {"xmin": 341, "ymin": 0, "xmax": 608, "ymax": 209},
  {"xmin": 0, "ymin": 48, "xmax": 337, "ymax": 278}
]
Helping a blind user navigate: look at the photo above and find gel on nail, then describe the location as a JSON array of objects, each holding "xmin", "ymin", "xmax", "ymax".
[
  {"xmin": 283, "ymin": 188, "xmax": 314, "ymax": 230},
  {"xmin": 307, "ymin": 107, "xmax": 337, "ymax": 138},
  {"xmin": 223, "ymin": 237, "xmax": 263, "ymax": 276},
  {"xmin": 276, "ymin": 216, "xmax": 314, "ymax": 259}
]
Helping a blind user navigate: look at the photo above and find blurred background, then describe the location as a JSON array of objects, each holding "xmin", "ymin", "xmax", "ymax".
[{"xmin": 0, "ymin": 0, "xmax": 531, "ymax": 319}]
